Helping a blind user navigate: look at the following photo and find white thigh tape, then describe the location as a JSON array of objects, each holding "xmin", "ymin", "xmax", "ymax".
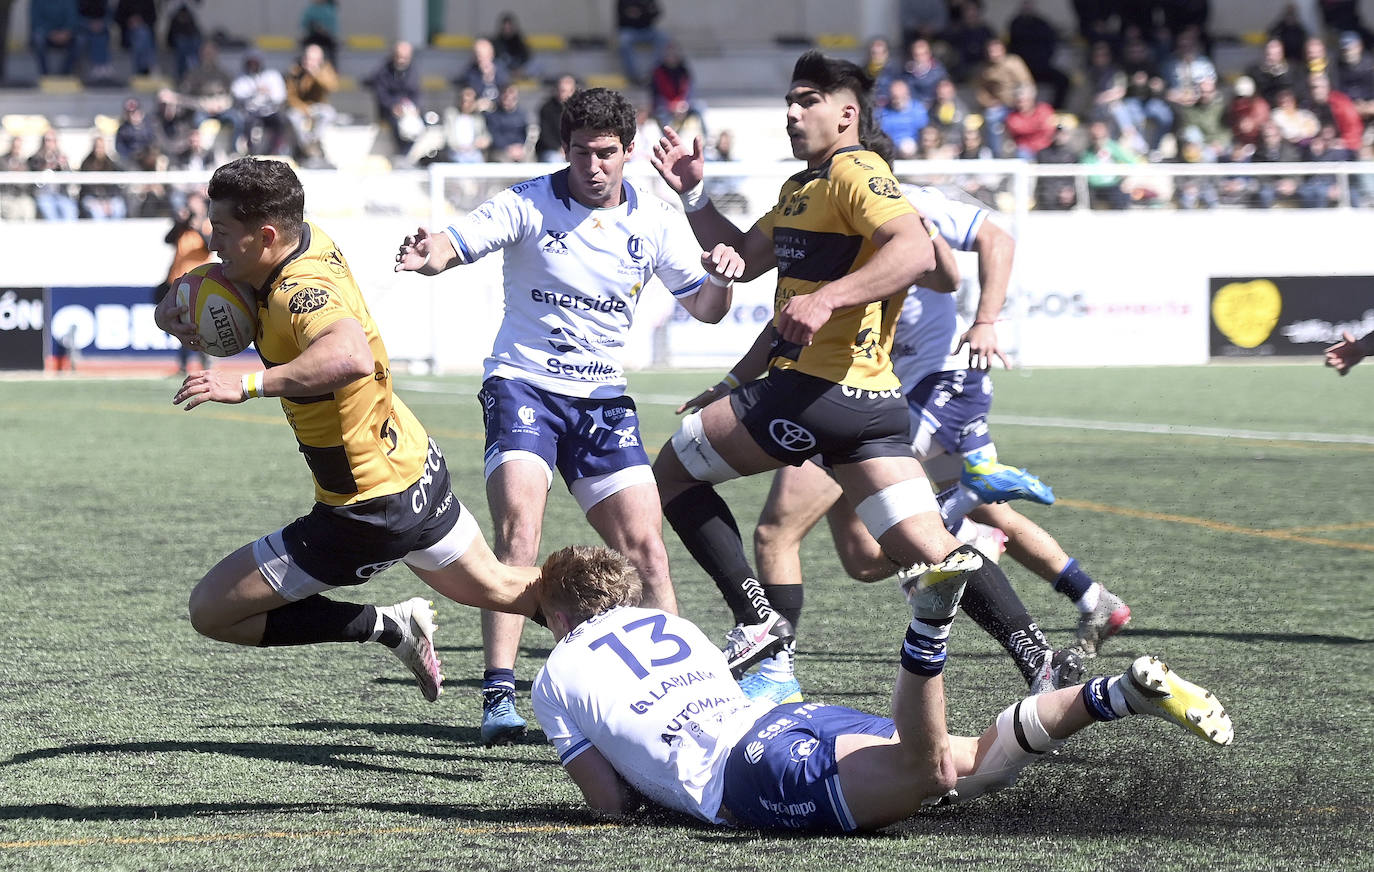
[
  {"xmin": 670, "ymin": 410, "xmax": 741, "ymax": 484},
  {"xmin": 854, "ymin": 478, "xmax": 939, "ymax": 540}
]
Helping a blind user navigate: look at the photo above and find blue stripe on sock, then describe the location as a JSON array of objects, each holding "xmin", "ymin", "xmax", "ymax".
[
  {"xmin": 1080, "ymin": 677, "xmax": 1120, "ymax": 722},
  {"xmin": 1054, "ymin": 558, "xmax": 1096, "ymax": 600},
  {"xmin": 901, "ymin": 626, "xmax": 947, "ymax": 676}
]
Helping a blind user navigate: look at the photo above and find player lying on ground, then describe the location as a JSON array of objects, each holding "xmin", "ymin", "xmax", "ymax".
[
  {"xmin": 531, "ymin": 545, "xmax": 1233, "ymax": 832},
  {"xmin": 154, "ymin": 157, "xmax": 541, "ymax": 704}
]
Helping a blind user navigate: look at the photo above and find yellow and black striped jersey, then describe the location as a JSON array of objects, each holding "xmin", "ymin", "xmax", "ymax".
[
  {"xmin": 252, "ymin": 221, "xmax": 430, "ymax": 506},
  {"xmin": 755, "ymin": 146, "xmax": 916, "ymax": 391}
]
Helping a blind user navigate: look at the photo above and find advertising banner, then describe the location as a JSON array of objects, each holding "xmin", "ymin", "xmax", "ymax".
[
  {"xmin": 1209, "ymin": 275, "xmax": 1374, "ymax": 357},
  {"xmin": 0, "ymin": 287, "xmax": 46, "ymax": 370}
]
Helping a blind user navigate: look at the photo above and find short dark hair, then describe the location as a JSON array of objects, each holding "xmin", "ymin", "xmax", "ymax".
[
  {"xmin": 559, "ymin": 87, "xmax": 637, "ymax": 148},
  {"xmin": 207, "ymin": 157, "xmax": 305, "ymax": 239},
  {"xmin": 790, "ymin": 50, "xmax": 892, "ymax": 165}
]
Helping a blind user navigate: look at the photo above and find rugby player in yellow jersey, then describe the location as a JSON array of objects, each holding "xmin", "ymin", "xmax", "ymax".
[
  {"xmin": 153, "ymin": 158, "xmax": 540, "ymax": 704},
  {"xmin": 647, "ymin": 51, "xmax": 1024, "ymax": 705}
]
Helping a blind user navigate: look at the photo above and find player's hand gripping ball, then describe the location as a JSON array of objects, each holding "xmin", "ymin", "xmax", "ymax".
[{"xmin": 174, "ymin": 263, "xmax": 258, "ymax": 357}]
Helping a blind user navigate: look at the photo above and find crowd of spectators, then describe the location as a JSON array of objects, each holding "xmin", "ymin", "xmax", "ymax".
[{"xmin": 869, "ymin": 0, "xmax": 1374, "ymax": 209}]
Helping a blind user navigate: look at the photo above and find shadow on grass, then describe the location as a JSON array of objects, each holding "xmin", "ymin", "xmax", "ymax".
[
  {"xmin": 0, "ymin": 800, "xmax": 601, "ymax": 826},
  {"xmin": 275, "ymin": 720, "xmax": 555, "ymax": 761},
  {"xmin": 0, "ymin": 740, "xmax": 479, "ymax": 781}
]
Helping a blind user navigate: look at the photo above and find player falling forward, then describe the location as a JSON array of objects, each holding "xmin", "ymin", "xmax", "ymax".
[
  {"xmin": 531, "ymin": 545, "xmax": 1232, "ymax": 831},
  {"xmin": 683, "ymin": 184, "xmax": 1128, "ymax": 703},
  {"xmin": 394, "ymin": 87, "xmax": 738, "ymax": 744},
  {"xmin": 645, "ymin": 51, "xmax": 1040, "ymax": 686},
  {"xmin": 155, "ymin": 157, "xmax": 540, "ymax": 704}
]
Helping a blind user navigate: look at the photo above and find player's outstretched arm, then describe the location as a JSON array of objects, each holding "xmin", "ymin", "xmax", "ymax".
[
  {"xmin": 676, "ymin": 322, "xmax": 776, "ymax": 413},
  {"xmin": 651, "ymin": 125, "xmax": 753, "ymax": 254},
  {"xmin": 956, "ymin": 218, "xmax": 1014, "ymax": 371},
  {"xmin": 1325, "ymin": 330, "xmax": 1370, "ymax": 375},
  {"xmin": 394, "ymin": 226, "xmax": 461, "ymax": 276}
]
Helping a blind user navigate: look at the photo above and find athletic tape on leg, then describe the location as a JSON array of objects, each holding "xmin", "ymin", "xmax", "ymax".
[
  {"xmin": 854, "ymin": 479, "xmax": 939, "ymax": 541},
  {"xmin": 670, "ymin": 410, "xmax": 741, "ymax": 484},
  {"xmin": 950, "ymin": 698, "xmax": 1067, "ymax": 804}
]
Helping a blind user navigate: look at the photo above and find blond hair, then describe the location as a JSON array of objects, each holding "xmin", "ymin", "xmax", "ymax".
[{"xmin": 538, "ymin": 545, "xmax": 643, "ymax": 622}]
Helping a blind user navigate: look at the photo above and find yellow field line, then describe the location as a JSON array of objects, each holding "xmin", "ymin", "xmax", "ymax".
[
  {"xmin": 1276, "ymin": 520, "xmax": 1374, "ymax": 534},
  {"xmin": 1058, "ymin": 498, "xmax": 1374, "ymax": 553},
  {"xmin": 1, "ymin": 821, "xmax": 618, "ymax": 850}
]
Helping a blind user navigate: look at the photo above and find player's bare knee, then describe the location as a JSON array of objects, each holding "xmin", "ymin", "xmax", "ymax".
[{"xmin": 837, "ymin": 549, "xmax": 892, "ymax": 583}]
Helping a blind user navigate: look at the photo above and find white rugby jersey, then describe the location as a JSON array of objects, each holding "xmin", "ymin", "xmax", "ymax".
[
  {"xmin": 445, "ymin": 170, "xmax": 708, "ymax": 398},
  {"xmin": 532, "ymin": 606, "xmax": 770, "ymax": 823},
  {"xmin": 890, "ymin": 185, "xmax": 990, "ymax": 389}
]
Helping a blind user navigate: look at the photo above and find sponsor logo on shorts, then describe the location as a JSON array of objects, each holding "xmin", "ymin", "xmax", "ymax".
[
  {"xmin": 841, "ymin": 385, "xmax": 903, "ymax": 400},
  {"xmin": 355, "ymin": 559, "xmax": 400, "ymax": 580},
  {"xmin": 744, "ymin": 741, "xmax": 764, "ymax": 764},
  {"xmin": 789, "ymin": 738, "xmax": 819, "ymax": 762},
  {"xmin": 759, "ymin": 797, "xmax": 817, "ymax": 817},
  {"xmin": 288, "ymin": 287, "xmax": 330, "ymax": 314},
  {"xmin": 769, "ymin": 418, "xmax": 816, "ymax": 452},
  {"xmin": 615, "ymin": 426, "xmax": 639, "ymax": 448}
]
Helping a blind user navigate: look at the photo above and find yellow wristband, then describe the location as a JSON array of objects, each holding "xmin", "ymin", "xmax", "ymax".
[
  {"xmin": 241, "ymin": 371, "xmax": 265, "ymax": 399},
  {"xmin": 722, "ymin": 372, "xmax": 742, "ymax": 389}
]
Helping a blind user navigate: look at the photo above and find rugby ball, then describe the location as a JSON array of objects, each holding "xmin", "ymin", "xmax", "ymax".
[{"xmin": 174, "ymin": 263, "xmax": 258, "ymax": 357}]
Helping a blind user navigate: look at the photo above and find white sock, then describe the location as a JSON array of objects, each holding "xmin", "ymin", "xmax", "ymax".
[
  {"xmin": 1074, "ymin": 582, "xmax": 1102, "ymax": 614},
  {"xmin": 755, "ymin": 642, "xmax": 794, "ymax": 682}
]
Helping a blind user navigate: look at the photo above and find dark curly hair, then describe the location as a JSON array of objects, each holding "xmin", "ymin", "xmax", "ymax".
[
  {"xmin": 207, "ymin": 157, "xmax": 305, "ymax": 240},
  {"xmin": 559, "ymin": 87, "xmax": 637, "ymax": 148},
  {"xmin": 790, "ymin": 50, "xmax": 893, "ymax": 165}
]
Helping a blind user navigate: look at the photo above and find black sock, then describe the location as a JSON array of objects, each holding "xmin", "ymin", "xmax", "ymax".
[
  {"xmin": 664, "ymin": 483, "xmax": 774, "ymax": 625},
  {"xmin": 959, "ymin": 561, "xmax": 1051, "ymax": 683},
  {"xmin": 761, "ymin": 583, "xmax": 803, "ymax": 632},
  {"xmin": 259, "ymin": 596, "xmax": 377, "ymax": 647}
]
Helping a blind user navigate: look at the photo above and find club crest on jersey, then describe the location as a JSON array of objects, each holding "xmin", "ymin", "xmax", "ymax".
[
  {"xmin": 322, "ymin": 248, "xmax": 348, "ymax": 276},
  {"xmin": 789, "ymin": 738, "xmax": 819, "ymax": 762},
  {"xmin": 625, "ymin": 235, "xmax": 645, "ymax": 261},
  {"xmin": 543, "ymin": 231, "xmax": 570, "ymax": 253},
  {"xmin": 288, "ymin": 287, "xmax": 330, "ymax": 313},
  {"xmin": 868, "ymin": 176, "xmax": 902, "ymax": 199}
]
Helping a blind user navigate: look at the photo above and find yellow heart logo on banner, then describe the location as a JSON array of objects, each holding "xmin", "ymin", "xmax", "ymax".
[{"xmin": 1212, "ymin": 280, "xmax": 1282, "ymax": 348}]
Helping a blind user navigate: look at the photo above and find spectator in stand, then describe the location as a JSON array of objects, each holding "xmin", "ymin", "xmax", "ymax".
[
  {"xmin": 1007, "ymin": 0, "xmax": 1070, "ymax": 109},
  {"xmin": 1305, "ymin": 71, "xmax": 1363, "ymax": 152},
  {"xmin": 1071, "ymin": 0, "xmax": 1117, "ymax": 46},
  {"xmin": 442, "ymin": 85, "xmax": 491, "ymax": 163},
  {"xmin": 535, "ymin": 74, "xmax": 576, "ymax": 162},
  {"xmin": 1216, "ymin": 139, "xmax": 1258, "ymax": 207},
  {"xmin": 113, "ymin": 0, "xmax": 157, "ymax": 76},
  {"xmin": 1037, "ymin": 119, "xmax": 1081, "ymax": 210},
  {"xmin": 285, "ymin": 43, "xmax": 339, "ymax": 167},
  {"xmin": 1336, "ymin": 31, "xmax": 1374, "ymax": 123},
  {"xmin": 1171, "ymin": 76, "xmax": 1228, "ymax": 162},
  {"xmin": 864, "ymin": 37, "xmax": 902, "ymax": 108},
  {"xmin": 115, "ymin": 96, "xmax": 158, "ymax": 162},
  {"xmin": 176, "ymin": 42, "xmax": 240, "ymax": 158},
  {"xmin": 152, "ymin": 86, "xmax": 197, "ymax": 151},
  {"xmin": 1297, "ymin": 127, "xmax": 1350, "ymax": 208},
  {"xmin": 1268, "ymin": 3, "xmax": 1308, "ymax": 63},
  {"xmin": 483, "ymin": 82, "xmax": 529, "ymax": 162},
  {"xmin": 1081, "ymin": 119, "xmax": 1142, "ymax": 209},
  {"xmin": 916, "ymin": 123, "xmax": 957, "ymax": 160},
  {"xmin": 1304, "ymin": 35, "xmax": 1336, "ymax": 88},
  {"xmin": 1251, "ymin": 120, "xmax": 1301, "ymax": 207},
  {"xmin": 459, "ymin": 37, "xmax": 510, "ymax": 113},
  {"xmin": 492, "ymin": 12, "xmax": 532, "ymax": 80},
  {"xmin": 899, "ymin": 0, "xmax": 949, "ymax": 48},
  {"xmin": 1085, "ymin": 40, "xmax": 1147, "ymax": 155},
  {"xmin": 27, "ymin": 130, "xmax": 78, "ymax": 221},
  {"xmin": 77, "ymin": 0, "xmax": 115, "ymax": 83},
  {"xmin": 366, "ymin": 41, "xmax": 423, "ymax": 156},
  {"xmin": 958, "ymin": 119, "xmax": 995, "ymax": 160},
  {"xmin": 156, "ymin": 189, "xmax": 213, "ymax": 373},
  {"xmin": 616, "ymin": 0, "xmax": 667, "ymax": 85},
  {"xmin": 232, "ymin": 51, "xmax": 289, "ymax": 155},
  {"xmin": 1319, "ymin": 1, "xmax": 1372, "ymax": 51},
  {"xmin": 31, "ymin": 0, "xmax": 80, "ymax": 77},
  {"xmin": 943, "ymin": 0, "xmax": 996, "ymax": 82},
  {"xmin": 1, "ymin": 136, "xmax": 38, "ymax": 221},
  {"xmin": 164, "ymin": 1, "xmax": 202, "ymax": 82},
  {"xmin": 928, "ymin": 77, "xmax": 969, "ymax": 137},
  {"xmin": 1248, "ymin": 37, "xmax": 1300, "ymax": 104},
  {"xmin": 127, "ymin": 142, "xmax": 171, "ymax": 217},
  {"xmin": 169, "ymin": 124, "xmax": 214, "ymax": 171},
  {"xmin": 77, "ymin": 134, "xmax": 126, "ymax": 220},
  {"xmin": 1121, "ymin": 35, "xmax": 1173, "ymax": 156},
  {"xmin": 1227, "ymin": 75, "xmax": 1271, "ymax": 147},
  {"xmin": 1160, "ymin": 0, "xmax": 1213, "ymax": 58},
  {"xmin": 975, "ymin": 38, "xmax": 1034, "ymax": 158},
  {"xmin": 902, "ymin": 38, "xmax": 947, "ymax": 108},
  {"xmin": 1004, "ymin": 83, "xmax": 1056, "ymax": 159},
  {"xmin": 1173, "ymin": 126, "xmax": 1220, "ymax": 210},
  {"xmin": 649, "ymin": 42, "xmax": 703, "ymax": 130},
  {"xmin": 1270, "ymin": 85, "xmax": 1319, "ymax": 146},
  {"xmin": 1165, "ymin": 27, "xmax": 1216, "ymax": 93},
  {"xmin": 878, "ymin": 78, "xmax": 928, "ymax": 160},
  {"xmin": 300, "ymin": 0, "xmax": 338, "ymax": 65}
]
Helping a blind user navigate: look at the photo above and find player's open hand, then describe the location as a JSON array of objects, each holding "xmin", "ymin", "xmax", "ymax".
[
  {"xmin": 676, "ymin": 381, "xmax": 731, "ymax": 415},
  {"xmin": 172, "ymin": 369, "xmax": 247, "ymax": 410},
  {"xmin": 956, "ymin": 322, "xmax": 1009, "ymax": 371},
  {"xmin": 776, "ymin": 292, "xmax": 835, "ymax": 346},
  {"xmin": 1324, "ymin": 330, "xmax": 1366, "ymax": 375},
  {"xmin": 394, "ymin": 227, "xmax": 433, "ymax": 273},
  {"xmin": 650, "ymin": 126, "xmax": 704, "ymax": 195},
  {"xmin": 702, "ymin": 244, "xmax": 744, "ymax": 282}
]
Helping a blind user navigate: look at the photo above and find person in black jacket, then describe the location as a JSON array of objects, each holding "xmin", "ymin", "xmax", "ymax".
[{"xmin": 366, "ymin": 40, "xmax": 423, "ymax": 153}]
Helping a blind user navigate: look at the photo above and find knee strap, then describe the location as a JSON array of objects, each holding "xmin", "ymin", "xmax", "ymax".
[
  {"xmin": 950, "ymin": 698, "xmax": 1067, "ymax": 804},
  {"xmin": 854, "ymin": 479, "xmax": 939, "ymax": 541},
  {"xmin": 670, "ymin": 410, "xmax": 741, "ymax": 485}
]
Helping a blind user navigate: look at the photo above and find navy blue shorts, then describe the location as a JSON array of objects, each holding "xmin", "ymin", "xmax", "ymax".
[
  {"xmin": 478, "ymin": 376, "xmax": 651, "ymax": 490},
  {"xmin": 906, "ymin": 369, "xmax": 994, "ymax": 456},
  {"xmin": 719, "ymin": 702, "xmax": 896, "ymax": 832}
]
